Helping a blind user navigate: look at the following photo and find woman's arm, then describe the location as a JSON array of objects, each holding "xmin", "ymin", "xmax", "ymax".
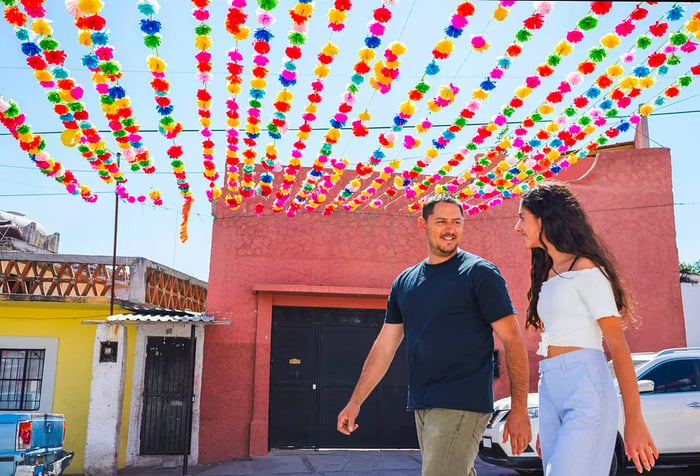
[{"xmin": 598, "ymin": 316, "xmax": 658, "ymax": 473}]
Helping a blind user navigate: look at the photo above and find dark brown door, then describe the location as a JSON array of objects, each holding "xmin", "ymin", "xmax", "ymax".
[{"xmin": 269, "ymin": 307, "xmax": 418, "ymax": 449}]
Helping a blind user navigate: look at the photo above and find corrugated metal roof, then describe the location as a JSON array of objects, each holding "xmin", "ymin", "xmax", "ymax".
[{"xmin": 107, "ymin": 313, "xmax": 216, "ymax": 323}]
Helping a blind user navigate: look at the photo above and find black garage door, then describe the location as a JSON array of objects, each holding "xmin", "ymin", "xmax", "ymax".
[{"xmin": 269, "ymin": 307, "xmax": 418, "ymax": 450}]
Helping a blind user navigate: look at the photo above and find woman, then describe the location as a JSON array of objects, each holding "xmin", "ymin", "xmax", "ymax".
[{"xmin": 514, "ymin": 182, "xmax": 657, "ymax": 475}]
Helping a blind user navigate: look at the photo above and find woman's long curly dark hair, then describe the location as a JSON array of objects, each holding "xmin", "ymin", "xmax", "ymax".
[{"xmin": 521, "ymin": 182, "xmax": 636, "ymax": 330}]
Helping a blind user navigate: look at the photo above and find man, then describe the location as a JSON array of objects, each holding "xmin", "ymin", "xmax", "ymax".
[{"xmin": 337, "ymin": 193, "xmax": 531, "ymax": 475}]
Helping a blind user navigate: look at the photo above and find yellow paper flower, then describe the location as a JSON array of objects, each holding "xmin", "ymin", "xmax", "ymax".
[
  {"xmin": 34, "ymin": 70, "xmax": 53, "ymax": 82},
  {"xmin": 234, "ymin": 27, "xmax": 250, "ymax": 41},
  {"xmin": 314, "ymin": 64, "xmax": 330, "ymax": 78},
  {"xmin": 399, "ymin": 101, "xmax": 415, "ymax": 116},
  {"xmin": 322, "ymin": 42, "xmax": 339, "ymax": 56},
  {"xmin": 546, "ymin": 122, "xmax": 559, "ymax": 133},
  {"xmin": 327, "ymin": 128, "xmax": 341, "ymax": 142},
  {"xmin": 200, "ymin": 117, "xmax": 212, "ymax": 128},
  {"xmin": 195, "ymin": 35, "xmax": 212, "ymax": 50},
  {"xmin": 434, "ymin": 39, "xmax": 454, "ymax": 56},
  {"xmin": 390, "ymin": 42, "xmax": 407, "ymax": 56},
  {"xmin": 306, "ymin": 104, "xmax": 318, "ymax": 114},
  {"xmin": 328, "ymin": 9, "xmax": 347, "ymax": 25},
  {"xmin": 547, "ymin": 150, "xmax": 560, "ymax": 161},
  {"xmin": 297, "ymin": 131, "xmax": 310, "ymax": 140},
  {"xmin": 78, "ymin": 30, "xmax": 93, "ymax": 46},
  {"xmin": 606, "ymin": 64, "xmax": 624, "ymax": 77},
  {"xmin": 472, "ymin": 89, "xmax": 489, "ymax": 100},
  {"xmin": 639, "ymin": 104, "xmax": 654, "ymax": 116},
  {"xmin": 493, "ymin": 5, "xmax": 509, "ymax": 21},
  {"xmin": 515, "ymin": 86, "xmax": 533, "ymax": 99},
  {"xmin": 600, "ymin": 33, "xmax": 620, "ymax": 49},
  {"xmin": 394, "ymin": 176, "xmax": 404, "ymax": 188},
  {"xmin": 250, "ymin": 78, "xmax": 266, "ymax": 89},
  {"xmin": 639, "ymin": 76, "xmax": 656, "ymax": 89},
  {"xmin": 358, "ymin": 48, "xmax": 376, "ymax": 62},
  {"xmin": 276, "ymin": 90, "xmax": 293, "ymax": 102},
  {"xmin": 569, "ymin": 155, "xmax": 579, "ymax": 165},
  {"xmin": 427, "ymin": 100, "xmax": 440, "ymax": 113},
  {"xmin": 61, "ymin": 129, "xmax": 81, "ymax": 147},
  {"xmin": 358, "ymin": 111, "xmax": 371, "ymax": 121},
  {"xmin": 498, "ymin": 140, "xmax": 511, "ymax": 151},
  {"xmin": 555, "ymin": 40, "xmax": 573, "ymax": 56},
  {"xmin": 538, "ymin": 104, "xmax": 555, "ymax": 115},
  {"xmin": 31, "ymin": 19, "xmax": 52, "ymax": 35},
  {"xmin": 226, "ymin": 117, "xmax": 240, "ymax": 128},
  {"xmin": 245, "ymin": 123, "xmax": 260, "ymax": 134},
  {"xmin": 147, "ymin": 55, "xmax": 167, "ymax": 73},
  {"xmin": 294, "ymin": 3, "xmax": 314, "ymax": 16},
  {"xmin": 426, "ymin": 147, "xmax": 439, "ymax": 159},
  {"xmin": 58, "ymin": 89, "xmax": 74, "ymax": 102},
  {"xmin": 227, "ymin": 83, "xmax": 242, "ymax": 94},
  {"xmin": 619, "ymin": 76, "xmax": 639, "ymax": 90},
  {"xmin": 583, "ymin": 124, "xmax": 596, "ymax": 135},
  {"xmin": 497, "ymin": 160, "xmax": 510, "ymax": 171},
  {"xmin": 485, "ymin": 122, "xmax": 498, "ymax": 132},
  {"xmin": 117, "ymin": 142, "xmax": 131, "ymax": 150},
  {"xmin": 685, "ymin": 18, "xmax": 700, "ymax": 34},
  {"xmin": 77, "ymin": 0, "xmax": 103, "ymax": 15}
]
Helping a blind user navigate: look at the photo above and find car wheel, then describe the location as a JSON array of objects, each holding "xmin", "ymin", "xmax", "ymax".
[{"xmin": 609, "ymin": 434, "xmax": 625, "ymax": 476}]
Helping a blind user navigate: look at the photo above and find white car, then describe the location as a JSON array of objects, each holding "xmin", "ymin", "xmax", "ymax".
[{"xmin": 479, "ymin": 348, "xmax": 700, "ymax": 475}]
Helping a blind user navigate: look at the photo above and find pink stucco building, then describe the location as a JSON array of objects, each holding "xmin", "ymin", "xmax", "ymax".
[{"xmin": 198, "ymin": 143, "xmax": 686, "ymax": 463}]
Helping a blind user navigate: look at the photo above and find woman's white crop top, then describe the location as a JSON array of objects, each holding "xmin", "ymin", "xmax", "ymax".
[{"xmin": 536, "ymin": 267, "xmax": 620, "ymax": 357}]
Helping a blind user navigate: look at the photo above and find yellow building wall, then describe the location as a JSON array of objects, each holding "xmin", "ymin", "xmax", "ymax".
[{"xmin": 0, "ymin": 300, "xmax": 135, "ymax": 473}]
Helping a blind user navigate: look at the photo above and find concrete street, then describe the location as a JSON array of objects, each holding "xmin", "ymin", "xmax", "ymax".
[{"xmin": 114, "ymin": 450, "xmax": 699, "ymax": 475}]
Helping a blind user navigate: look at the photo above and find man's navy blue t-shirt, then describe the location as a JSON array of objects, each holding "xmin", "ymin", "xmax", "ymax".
[{"xmin": 385, "ymin": 249, "xmax": 516, "ymax": 413}]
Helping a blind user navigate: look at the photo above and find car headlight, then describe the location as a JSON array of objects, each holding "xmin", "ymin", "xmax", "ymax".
[{"xmin": 527, "ymin": 407, "xmax": 539, "ymax": 419}]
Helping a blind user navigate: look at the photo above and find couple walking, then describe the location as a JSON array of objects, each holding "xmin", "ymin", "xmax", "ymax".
[{"xmin": 336, "ymin": 183, "xmax": 657, "ymax": 476}]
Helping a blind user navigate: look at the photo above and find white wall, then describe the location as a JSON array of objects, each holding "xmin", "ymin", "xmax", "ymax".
[{"xmin": 681, "ymin": 280, "xmax": 700, "ymax": 347}]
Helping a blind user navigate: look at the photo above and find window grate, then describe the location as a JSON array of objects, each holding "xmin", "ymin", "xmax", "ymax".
[{"xmin": 0, "ymin": 349, "xmax": 45, "ymax": 411}]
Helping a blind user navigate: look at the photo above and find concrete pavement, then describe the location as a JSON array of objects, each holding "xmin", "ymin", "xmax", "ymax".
[{"xmin": 116, "ymin": 450, "xmax": 518, "ymax": 475}]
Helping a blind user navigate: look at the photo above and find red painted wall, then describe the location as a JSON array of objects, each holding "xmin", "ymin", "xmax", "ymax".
[{"xmin": 199, "ymin": 146, "xmax": 685, "ymax": 463}]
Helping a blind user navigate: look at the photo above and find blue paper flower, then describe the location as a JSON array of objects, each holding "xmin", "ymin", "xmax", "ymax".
[
  {"xmin": 91, "ymin": 32, "xmax": 109, "ymax": 46},
  {"xmin": 82, "ymin": 54, "xmax": 99, "ymax": 69},
  {"xmin": 445, "ymin": 26, "xmax": 463, "ymax": 39},
  {"xmin": 480, "ymin": 78, "xmax": 496, "ymax": 91},
  {"xmin": 666, "ymin": 5, "xmax": 684, "ymax": 21},
  {"xmin": 108, "ymin": 86, "xmax": 126, "ymax": 99},
  {"xmin": 140, "ymin": 19, "xmax": 161, "ymax": 35},
  {"xmin": 254, "ymin": 28, "xmax": 274, "ymax": 42},
  {"xmin": 365, "ymin": 36, "xmax": 381, "ymax": 49},
  {"xmin": 21, "ymin": 42, "xmax": 41, "ymax": 57},
  {"xmin": 425, "ymin": 62, "xmax": 440, "ymax": 76}
]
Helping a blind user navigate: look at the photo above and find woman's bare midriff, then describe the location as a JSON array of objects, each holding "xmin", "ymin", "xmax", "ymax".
[{"xmin": 545, "ymin": 345, "xmax": 584, "ymax": 358}]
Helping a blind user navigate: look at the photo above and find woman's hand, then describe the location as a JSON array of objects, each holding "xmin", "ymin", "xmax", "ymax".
[{"xmin": 624, "ymin": 418, "xmax": 658, "ymax": 473}]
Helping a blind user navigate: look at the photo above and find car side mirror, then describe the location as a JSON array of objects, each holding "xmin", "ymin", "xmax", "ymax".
[{"xmin": 637, "ymin": 379, "xmax": 655, "ymax": 393}]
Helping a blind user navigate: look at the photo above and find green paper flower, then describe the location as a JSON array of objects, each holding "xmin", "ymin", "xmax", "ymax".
[
  {"xmin": 564, "ymin": 107, "xmax": 577, "ymax": 117},
  {"xmin": 288, "ymin": 32, "xmax": 306, "ymax": 45},
  {"xmin": 588, "ymin": 47, "xmax": 606, "ymax": 63},
  {"xmin": 515, "ymin": 29, "xmax": 533, "ymax": 42},
  {"xmin": 195, "ymin": 24, "xmax": 212, "ymax": 35},
  {"xmin": 547, "ymin": 54, "xmax": 561, "ymax": 67},
  {"xmin": 679, "ymin": 76, "xmax": 693, "ymax": 87},
  {"xmin": 38, "ymin": 38, "xmax": 59, "ymax": 51},
  {"xmin": 669, "ymin": 33, "xmax": 688, "ymax": 46},
  {"xmin": 636, "ymin": 36, "xmax": 652, "ymax": 49},
  {"xmin": 578, "ymin": 16, "xmax": 598, "ymax": 31},
  {"xmin": 416, "ymin": 81, "xmax": 431, "ymax": 93},
  {"xmin": 144, "ymin": 34, "xmax": 162, "ymax": 49}
]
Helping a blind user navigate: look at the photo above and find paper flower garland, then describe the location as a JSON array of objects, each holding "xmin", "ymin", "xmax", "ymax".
[
  {"xmin": 0, "ymin": 95, "xmax": 96, "ymax": 202},
  {"xmin": 290, "ymin": 0, "xmax": 395, "ymax": 217},
  {"xmin": 137, "ymin": 0, "xmax": 194, "ymax": 242},
  {"xmin": 190, "ymin": 0, "xmax": 221, "ymax": 202},
  {"xmin": 238, "ymin": 1, "xmax": 279, "ymax": 201},
  {"xmin": 67, "ymin": 0, "xmax": 156, "ymax": 175}
]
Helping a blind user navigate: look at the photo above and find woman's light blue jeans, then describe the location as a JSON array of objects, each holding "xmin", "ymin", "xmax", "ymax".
[{"xmin": 538, "ymin": 348, "xmax": 619, "ymax": 476}]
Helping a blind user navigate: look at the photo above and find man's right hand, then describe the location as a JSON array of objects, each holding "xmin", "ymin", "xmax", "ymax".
[{"xmin": 337, "ymin": 401, "xmax": 360, "ymax": 435}]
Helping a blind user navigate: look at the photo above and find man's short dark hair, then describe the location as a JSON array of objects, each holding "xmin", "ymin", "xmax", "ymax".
[{"xmin": 422, "ymin": 194, "xmax": 463, "ymax": 220}]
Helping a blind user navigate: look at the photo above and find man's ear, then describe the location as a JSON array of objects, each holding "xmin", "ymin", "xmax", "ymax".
[{"xmin": 418, "ymin": 216, "xmax": 426, "ymax": 232}]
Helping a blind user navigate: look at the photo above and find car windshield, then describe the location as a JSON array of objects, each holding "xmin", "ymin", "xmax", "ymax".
[{"xmin": 608, "ymin": 354, "xmax": 655, "ymax": 381}]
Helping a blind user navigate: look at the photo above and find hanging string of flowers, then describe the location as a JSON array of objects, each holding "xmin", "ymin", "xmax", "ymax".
[
  {"xmin": 452, "ymin": 3, "xmax": 689, "ymax": 207},
  {"xmin": 271, "ymin": 39, "xmax": 342, "ymax": 214},
  {"xmin": 190, "ymin": 0, "xmax": 220, "ymax": 202},
  {"xmin": 136, "ymin": 0, "xmax": 195, "ymax": 242},
  {"xmin": 2, "ymin": 1, "xmax": 156, "ymax": 204},
  {"xmin": 222, "ymin": 0, "xmax": 249, "ymax": 211},
  {"xmin": 288, "ymin": 0, "xmax": 396, "ymax": 217},
  {"xmin": 442, "ymin": 2, "xmax": 654, "ymax": 200},
  {"xmin": 465, "ymin": 63, "xmax": 699, "ymax": 216},
  {"xmin": 318, "ymin": 1, "xmax": 482, "ymax": 216},
  {"xmin": 346, "ymin": 0, "xmax": 546, "ymax": 214},
  {"xmin": 368, "ymin": 41, "xmax": 407, "ymax": 94},
  {"xmin": 238, "ymin": 0, "xmax": 280, "ymax": 200},
  {"xmin": 0, "ymin": 95, "xmax": 96, "ymax": 202},
  {"xmin": 65, "ymin": 0, "xmax": 156, "ymax": 175},
  {"xmin": 402, "ymin": 1, "xmax": 616, "ymax": 214},
  {"xmin": 458, "ymin": 17, "xmax": 697, "ymax": 213},
  {"xmin": 264, "ymin": 0, "xmax": 315, "ymax": 140}
]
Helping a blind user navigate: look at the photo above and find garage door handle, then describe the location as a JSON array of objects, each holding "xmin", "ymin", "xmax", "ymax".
[{"xmin": 688, "ymin": 402, "xmax": 700, "ymax": 408}]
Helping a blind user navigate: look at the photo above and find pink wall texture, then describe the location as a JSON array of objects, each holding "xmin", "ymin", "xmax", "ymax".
[{"xmin": 199, "ymin": 146, "xmax": 685, "ymax": 463}]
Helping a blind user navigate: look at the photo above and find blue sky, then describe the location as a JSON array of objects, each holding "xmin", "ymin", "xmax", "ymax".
[{"xmin": 1, "ymin": 1, "xmax": 699, "ymax": 282}]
